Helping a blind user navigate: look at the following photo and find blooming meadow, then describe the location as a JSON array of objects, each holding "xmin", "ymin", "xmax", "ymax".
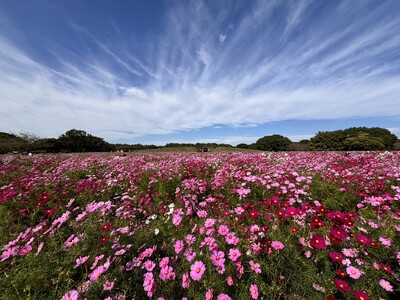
[{"xmin": 0, "ymin": 151, "xmax": 399, "ymax": 299}]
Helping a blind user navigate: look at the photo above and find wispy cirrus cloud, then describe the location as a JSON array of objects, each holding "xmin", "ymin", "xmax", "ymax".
[{"xmin": 0, "ymin": 0, "xmax": 399, "ymax": 143}]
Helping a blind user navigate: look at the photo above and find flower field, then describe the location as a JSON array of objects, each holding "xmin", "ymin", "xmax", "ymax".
[{"xmin": 0, "ymin": 151, "xmax": 399, "ymax": 300}]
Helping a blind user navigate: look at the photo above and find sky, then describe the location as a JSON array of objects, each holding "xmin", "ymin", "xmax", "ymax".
[{"xmin": 1, "ymin": 0, "xmax": 399, "ymax": 146}]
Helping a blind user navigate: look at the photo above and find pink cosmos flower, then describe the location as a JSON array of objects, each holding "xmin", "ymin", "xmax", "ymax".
[
  {"xmin": 77, "ymin": 281, "xmax": 91, "ymax": 293},
  {"xmin": 174, "ymin": 240, "xmax": 184, "ymax": 254},
  {"xmin": 159, "ymin": 257, "xmax": 170, "ymax": 268},
  {"xmin": 249, "ymin": 284, "xmax": 259, "ymax": 299},
  {"xmin": 142, "ymin": 260, "xmax": 156, "ymax": 272},
  {"xmin": 234, "ymin": 207, "xmax": 245, "ymax": 215},
  {"xmin": 103, "ymin": 280, "xmax": 114, "ymax": 291},
  {"xmin": 197, "ymin": 210, "xmax": 208, "ymax": 218},
  {"xmin": 205, "ymin": 289, "xmax": 213, "ymax": 300},
  {"xmin": 204, "ymin": 218, "xmax": 216, "ymax": 228},
  {"xmin": 172, "ymin": 215, "xmax": 182, "ymax": 226},
  {"xmin": 379, "ymin": 236, "xmax": 392, "ymax": 247},
  {"xmin": 251, "ymin": 242, "xmax": 261, "ymax": 254},
  {"xmin": 182, "ymin": 273, "xmax": 190, "ymax": 288},
  {"xmin": 228, "ymin": 248, "xmax": 241, "ymax": 262},
  {"xmin": 89, "ymin": 265, "xmax": 105, "ymax": 281},
  {"xmin": 74, "ymin": 255, "xmax": 90, "ymax": 268},
  {"xmin": 346, "ymin": 266, "xmax": 363, "ymax": 279},
  {"xmin": 227, "ymin": 276, "xmax": 234, "ymax": 286},
  {"xmin": 249, "ymin": 260, "xmax": 261, "ymax": 274},
  {"xmin": 185, "ymin": 234, "xmax": 196, "ymax": 245},
  {"xmin": 379, "ymin": 279, "xmax": 393, "ymax": 292},
  {"xmin": 218, "ymin": 225, "xmax": 229, "ymax": 236},
  {"xmin": 211, "ymin": 250, "xmax": 225, "ymax": 267},
  {"xmin": 184, "ymin": 248, "xmax": 196, "ymax": 261},
  {"xmin": 190, "ymin": 261, "xmax": 206, "ymax": 281},
  {"xmin": 271, "ymin": 241, "xmax": 284, "ymax": 251},
  {"xmin": 61, "ymin": 290, "xmax": 79, "ymax": 300},
  {"xmin": 217, "ymin": 294, "xmax": 232, "ymax": 300},
  {"xmin": 159, "ymin": 265, "xmax": 175, "ymax": 281},
  {"xmin": 143, "ymin": 272, "xmax": 155, "ymax": 295}
]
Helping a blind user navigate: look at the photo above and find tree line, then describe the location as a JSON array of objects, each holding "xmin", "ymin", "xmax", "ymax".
[
  {"xmin": 0, "ymin": 127, "xmax": 399, "ymax": 154},
  {"xmin": 235, "ymin": 127, "xmax": 398, "ymax": 151}
]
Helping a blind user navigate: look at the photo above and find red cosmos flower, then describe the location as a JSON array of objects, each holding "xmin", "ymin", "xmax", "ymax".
[
  {"xmin": 310, "ymin": 234, "xmax": 326, "ymax": 249},
  {"xmin": 326, "ymin": 211, "xmax": 344, "ymax": 224},
  {"xmin": 310, "ymin": 216, "xmax": 326, "ymax": 229},
  {"xmin": 42, "ymin": 207, "xmax": 56, "ymax": 218},
  {"xmin": 334, "ymin": 278, "xmax": 350, "ymax": 294},
  {"xmin": 330, "ymin": 227, "xmax": 347, "ymax": 240},
  {"xmin": 343, "ymin": 216, "xmax": 355, "ymax": 227},
  {"xmin": 370, "ymin": 240, "xmax": 379, "ymax": 247},
  {"xmin": 354, "ymin": 290, "xmax": 369, "ymax": 300},
  {"xmin": 328, "ymin": 234, "xmax": 342, "ymax": 245},
  {"xmin": 101, "ymin": 222, "xmax": 114, "ymax": 232},
  {"xmin": 276, "ymin": 210, "xmax": 285, "ymax": 219},
  {"xmin": 99, "ymin": 235, "xmax": 108, "ymax": 244},
  {"xmin": 336, "ymin": 269, "xmax": 347, "ymax": 279},
  {"xmin": 355, "ymin": 234, "xmax": 371, "ymax": 246},
  {"xmin": 329, "ymin": 252, "xmax": 343, "ymax": 263},
  {"xmin": 285, "ymin": 207, "xmax": 301, "ymax": 217},
  {"xmin": 380, "ymin": 264, "xmax": 393, "ymax": 274},
  {"xmin": 316, "ymin": 206, "xmax": 329, "ymax": 214},
  {"xmin": 326, "ymin": 296, "xmax": 336, "ymax": 300},
  {"xmin": 290, "ymin": 226, "xmax": 298, "ymax": 234},
  {"xmin": 248, "ymin": 209, "xmax": 261, "ymax": 219}
]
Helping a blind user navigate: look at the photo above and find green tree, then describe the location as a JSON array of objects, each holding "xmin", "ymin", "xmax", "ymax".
[
  {"xmin": 31, "ymin": 138, "xmax": 58, "ymax": 153},
  {"xmin": 309, "ymin": 127, "xmax": 398, "ymax": 151},
  {"xmin": 255, "ymin": 134, "xmax": 292, "ymax": 151},
  {"xmin": 343, "ymin": 132, "xmax": 385, "ymax": 150},
  {"xmin": 0, "ymin": 132, "xmax": 27, "ymax": 154},
  {"xmin": 57, "ymin": 129, "xmax": 113, "ymax": 152},
  {"xmin": 308, "ymin": 130, "xmax": 347, "ymax": 151}
]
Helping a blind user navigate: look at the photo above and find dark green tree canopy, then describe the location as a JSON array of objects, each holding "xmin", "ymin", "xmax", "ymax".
[
  {"xmin": 308, "ymin": 127, "xmax": 398, "ymax": 151},
  {"xmin": 57, "ymin": 129, "xmax": 113, "ymax": 152},
  {"xmin": 255, "ymin": 134, "xmax": 292, "ymax": 151}
]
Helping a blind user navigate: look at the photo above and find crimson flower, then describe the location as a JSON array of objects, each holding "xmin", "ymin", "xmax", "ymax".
[
  {"xmin": 329, "ymin": 252, "xmax": 343, "ymax": 263},
  {"xmin": 310, "ymin": 234, "xmax": 326, "ymax": 249},
  {"xmin": 330, "ymin": 227, "xmax": 347, "ymax": 240},
  {"xmin": 42, "ymin": 207, "xmax": 56, "ymax": 218},
  {"xmin": 285, "ymin": 207, "xmax": 300, "ymax": 217},
  {"xmin": 101, "ymin": 222, "xmax": 114, "ymax": 232},
  {"xmin": 336, "ymin": 269, "xmax": 347, "ymax": 279},
  {"xmin": 248, "ymin": 209, "xmax": 261, "ymax": 219},
  {"xmin": 99, "ymin": 235, "xmax": 108, "ymax": 244},
  {"xmin": 355, "ymin": 234, "xmax": 371, "ymax": 246},
  {"xmin": 380, "ymin": 264, "xmax": 393, "ymax": 274},
  {"xmin": 334, "ymin": 278, "xmax": 350, "ymax": 294},
  {"xmin": 354, "ymin": 290, "xmax": 369, "ymax": 300}
]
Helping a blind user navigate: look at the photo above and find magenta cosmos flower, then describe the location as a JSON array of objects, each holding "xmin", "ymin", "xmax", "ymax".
[
  {"xmin": 354, "ymin": 290, "xmax": 369, "ymax": 300},
  {"xmin": 190, "ymin": 261, "xmax": 206, "ymax": 281},
  {"xmin": 174, "ymin": 240, "xmax": 184, "ymax": 254},
  {"xmin": 61, "ymin": 290, "xmax": 79, "ymax": 300},
  {"xmin": 205, "ymin": 289, "xmax": 213, "ymax": 300},
  {"xmin": 310, "ymin": 234, "xmax": 326, "ymax": 249},
  {"xmin": 249, "ymin": 284, "xmax": 259, "ymax": 299},
  {"xmin": 228, "ymin": 248, "xmax": 241, "ymax": 262},
  {"xmin": 334, "ymin": 278, "xmax": 350, "ymax": 294},
  {"xmin": 271, "ymin": 241, "xmax": 284, "ymax": 251}
]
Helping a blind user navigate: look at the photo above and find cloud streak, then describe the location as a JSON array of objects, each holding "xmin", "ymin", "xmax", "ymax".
[{"xmin": 1, "ymin": 0, "xmax": 399, "ymax": 143}]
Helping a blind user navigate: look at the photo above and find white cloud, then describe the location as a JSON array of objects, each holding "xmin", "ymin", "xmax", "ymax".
[
  {"xmin": 0, "ymin": 1, "xmax": 399, "ymax": 143},
  {"xmin": 219, "ymin": 34, "xmax": 227, "ymax": 44}
]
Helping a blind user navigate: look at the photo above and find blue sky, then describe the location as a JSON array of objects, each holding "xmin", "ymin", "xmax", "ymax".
[{"xmin": 1, "ymin": 0, "xmax": 399, "ymax": 145}]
